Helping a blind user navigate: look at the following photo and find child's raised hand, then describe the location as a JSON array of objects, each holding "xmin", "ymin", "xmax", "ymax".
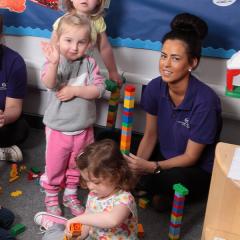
[
  {"xmin": 56, "ymin": 86, "xmax": 75, "ymax": 101},
  {"xmin": 41, "ymin": 41, "xmax": 60, "ymax": 65}
]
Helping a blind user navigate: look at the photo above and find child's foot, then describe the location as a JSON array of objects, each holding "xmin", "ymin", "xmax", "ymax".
[
  {"xmin": 45, "ymin": 196, "xmax": 62, "ymax": 216},
  {"xmin": 63, "ymin": 195, "xmax": 85, "ymax": 216},
  {"xmin": 34, "ymin": 211, "xmax": 67, "ymax": 232}
]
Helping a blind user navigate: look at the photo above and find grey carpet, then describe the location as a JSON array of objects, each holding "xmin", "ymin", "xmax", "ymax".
[{"xmin": 0, "ymin": 128, "xmax": 206, "ymax": 239}]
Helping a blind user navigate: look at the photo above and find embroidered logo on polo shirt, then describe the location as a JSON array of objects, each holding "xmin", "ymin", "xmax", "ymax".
[
  {"xmin": 0, "ymin": 82, "xmax": 7, "ymax": 90},
  {"xmin": 177, "ymin": 118, "xmax": 190, "ymax": 129}
]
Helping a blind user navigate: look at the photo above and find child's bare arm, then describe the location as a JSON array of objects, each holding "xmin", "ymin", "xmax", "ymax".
[
  {"xmin": 98, "ymin": 32, "xmax": 122, "ymax": 85},
  {"xmin": 41, "ymin": 41, "xmax": 59, "ymax": 89},
  {"xmin": 66, "ymin": 205, "xmax": 130, "ymax": 231},
  {"xmin": 56, "ymin": 85, "xmax": 101, "ymax": 101}
]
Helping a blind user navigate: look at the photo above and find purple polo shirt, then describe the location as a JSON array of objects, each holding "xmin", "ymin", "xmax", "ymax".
[
  {"xmin": 0, "ymin": 45, "xmax": 27, "ymax": 110},
  {"xmin": 141, "ymin": 75, "xmax": 222, "ymax": 173}
]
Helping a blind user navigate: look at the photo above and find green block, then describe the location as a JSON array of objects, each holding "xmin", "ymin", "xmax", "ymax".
[
  {"xmin": 31, "ymin": 167, "xmax": 41, "ymax": 174},
  {"xmin": 225, "ymin": 87, "xmax": 240, "ymax": 98},
  {"xmin": 121, "ymin": 149, "xmax": 129, "ymax": 154},
  {"xmin": 105, "ymin": 79, "xmax": 118, "ymax": 92},
  {"xmin": 173, "ymin": 183, "xmax": 189, "ymax": 196},
  {"xmin": 10, "ymin": 224, "xmax": 26, "ymax": 236}
]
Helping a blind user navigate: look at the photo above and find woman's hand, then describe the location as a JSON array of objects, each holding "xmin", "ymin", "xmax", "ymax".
[{"xmin": 124, "ymin": 153, "xmax": 155, "ymax": 175}]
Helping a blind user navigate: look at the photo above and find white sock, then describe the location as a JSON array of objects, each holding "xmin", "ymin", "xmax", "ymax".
[
  {"xmin": 64, "ymin": 188, "xmax": 77, "ymax": 196},
  {"xmin": 46, "ymin": 192, "xmax": 58, "ymax": 197}
]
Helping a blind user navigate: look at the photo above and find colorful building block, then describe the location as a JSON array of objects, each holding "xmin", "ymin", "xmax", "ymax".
[
  {"xmin": 10, "ymin": 224, "xmax": 26, "ymax": 236},
  {"xmin": 138, "ymin": 223, "xmax": 144, "ymax": 238}
]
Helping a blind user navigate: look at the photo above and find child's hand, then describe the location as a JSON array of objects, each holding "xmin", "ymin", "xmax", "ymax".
[
  {"xmin": 56, "ymin": 86, "xmax": 75, "ymax": 101},
  {"xmin": 109, "ymin": 72, "xmax": 123, "ymax": 87},
  {"xmin": 41, "ymin": 41, "xmax": 60, "ymax": 65}
]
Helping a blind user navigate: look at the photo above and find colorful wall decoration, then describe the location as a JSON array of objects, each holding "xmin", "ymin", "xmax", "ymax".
[{"xmin": 0, "ymin": 0, "xmax": 239, "ymax": 58}]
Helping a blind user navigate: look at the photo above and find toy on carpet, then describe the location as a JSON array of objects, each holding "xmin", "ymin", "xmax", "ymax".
[{"xmin": 168, "ymin": 183, "xmax": 189, "ymax": 240}]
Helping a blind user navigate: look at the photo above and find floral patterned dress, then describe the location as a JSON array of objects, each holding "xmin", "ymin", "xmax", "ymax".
[{"xmin": 86, "ymin": 190, "xmax": 138, "ymax": 240}]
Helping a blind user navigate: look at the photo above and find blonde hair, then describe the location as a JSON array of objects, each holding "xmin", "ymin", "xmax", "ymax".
[
  {"xmin": 63, "ymin": 0, "xmax": 106, "ymax": 19},
  {"xmin": 77, "ymin": 139, "xmax": 137, "ymax": 191},
  {"xmin": 56, "ymin": 12, "xmax": 92, "ymax": 42}
]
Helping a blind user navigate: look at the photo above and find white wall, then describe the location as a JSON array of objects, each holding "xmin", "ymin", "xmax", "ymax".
[{"xmin": 4, "ymin": 35, "xmax": 240, "ymax": 145}]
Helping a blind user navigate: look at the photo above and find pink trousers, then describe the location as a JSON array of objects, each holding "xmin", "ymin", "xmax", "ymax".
[{"xmin": 40, "ymin": 127, "xmax": 94, "ymax": 194}]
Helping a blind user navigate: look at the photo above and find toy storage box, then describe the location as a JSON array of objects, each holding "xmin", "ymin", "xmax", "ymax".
[{"xmin": 201, "ymin": 142, "xmax": 240, "ymax": 240}]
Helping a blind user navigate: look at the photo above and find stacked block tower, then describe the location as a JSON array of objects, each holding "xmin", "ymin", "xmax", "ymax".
[
  {"xmin": 106, "ymin": 86, "xmax": 120, "ymax": 128},
  {"xmin": 168, "ymin": 183, "xmax": 189, "ymax": 240},
  {"xmin": 120, "ymin": 85, "xmax": 136, "ymax": 154}
]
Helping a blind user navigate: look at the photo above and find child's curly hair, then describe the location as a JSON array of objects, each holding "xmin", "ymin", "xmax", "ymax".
[
  {"xmin": 77, "ymin": 139, "xmax": 136, "ymax": 191},
  {"xmin": 63, "ymin": 0, "xmax": 107, "ymax": 19}
]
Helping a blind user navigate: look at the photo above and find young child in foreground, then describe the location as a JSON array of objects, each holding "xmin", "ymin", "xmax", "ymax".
[
  {"xmin": 40, "ymin": 12, "xmax": 105, "ymax": 217},
  {"xmin": 53, "ymin": 0, "xmax": 122, "ymax": 85},
  {"xmin": 35, "ymin": 139, "xmax": 138, "ymax": 239}
]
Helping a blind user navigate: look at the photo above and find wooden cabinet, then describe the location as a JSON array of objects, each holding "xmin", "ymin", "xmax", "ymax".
[{"xmin": 202, "ymin": 142, "xmax": 240, "ymax": 240}]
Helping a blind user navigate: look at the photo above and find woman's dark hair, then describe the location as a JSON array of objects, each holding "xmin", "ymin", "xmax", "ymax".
[
  {"xmin": 77, "ymin": 139, "xmax": 136, "ymax": 191},
  {"xmin": 162, "ymin": 13, "xmax": 208, "ymax": 66}
]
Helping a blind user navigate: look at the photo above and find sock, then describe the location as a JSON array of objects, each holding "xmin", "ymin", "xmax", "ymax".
[
  {"xmin": 64, "ymin": 188, "xmax": 77, "ymax": 196},
  {"xmin": 46, "ymin": 192, "xmax": 58, "ymax": 197}
]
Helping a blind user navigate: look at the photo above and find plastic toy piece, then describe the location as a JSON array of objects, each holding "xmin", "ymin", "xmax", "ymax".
[
  {"xmin": 10, "ymin": 190, "xmax": 23, "ymax": 197},
  {"xmin": 138, "ymin": 223, "xmax": 144, "ymax": 238},
  {"xmin": 138, "ymin": 198, "xmax": 149, "ymax": 209},
  {"xmin": 225, "ymin": 52, "xmax": 240, "ymax": 98},
  {"xmin": 120, "ymin": 85, "xmax": 136, "ymax": 154},
  {"xmin": 105, "ymin": 79, "xmax": 118, "ymax": 92},
  {"xmin": 9, "ymin": 164, "xmax": 20, "ymax": 183},
  {"xmin": 168, "ymin": 183, "xmax": 189, "ymax": 240},
  {"xmin": 64, "ymin": 223, "xmax": 82, "ymax": 239},
  {"xmin": 106, "ymin": 76, "xmax": 126, "ymax": 129},
  {"xmin": 31, "ymin": 166, "xmax": 41, "ymax": 174},
  {"xmin": 10, "ymin": 223, "xmax": 26, "ymax": 236}
]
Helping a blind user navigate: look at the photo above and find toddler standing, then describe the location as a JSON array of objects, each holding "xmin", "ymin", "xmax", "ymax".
[
  {"xmin": 35, "ymin": 139, "xmax": 138, "ymax": 239},
  {"xmin": 40, "ymin": 12, "xmax": 105, "ymax": 217},
  {"xmin": 53, "ymin": 0, "xmax": 122, "ymax": 85}
]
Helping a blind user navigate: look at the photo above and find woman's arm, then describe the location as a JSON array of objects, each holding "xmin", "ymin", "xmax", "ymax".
[
  {"xmin": 125, "ymin": 112, "xmax": 206, "ymax": 174},
  {"xmin": 125, "ymin": 139, "xmax": 206, "ymax": 175},
  {"xmin": 158, "ymin": 139, "xmax": 206, "ymax": 170},
  {"xmin": 137, "ymin": 113, "xmax": 158, "ymax": 159},
  {"xmin": 124, "ymin": 113, "xmax": 158, "ymax": 175},
  {"xmin": 66, "ymin": 205, "xmax": 130, "ymax": 232},
  {"xmin": 97, "ymin": 32, "xmax": 122, "ymax": 85},
  {"xmin": 0, "ymin": 98, "xmax": 22, "ymax": 127}
]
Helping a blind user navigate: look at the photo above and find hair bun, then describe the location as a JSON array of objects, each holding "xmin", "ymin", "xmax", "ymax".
[{"xmin": 171, "ymin": 13, "xmax": 208, "ymax": 40}]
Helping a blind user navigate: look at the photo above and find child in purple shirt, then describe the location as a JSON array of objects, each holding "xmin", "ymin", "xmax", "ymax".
[{"xmin": 124, "ymin": 13, "xmax": 222, "ymax": 211}]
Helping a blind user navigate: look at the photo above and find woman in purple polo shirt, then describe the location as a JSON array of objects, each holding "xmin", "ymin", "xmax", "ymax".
[
  {"xmin": 124, "ymin": 13, "xmax": 222, "ymax": 211},
  {"xmin": 0, "ymin": 14, "xmax": 28, "ymax": 163}
]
